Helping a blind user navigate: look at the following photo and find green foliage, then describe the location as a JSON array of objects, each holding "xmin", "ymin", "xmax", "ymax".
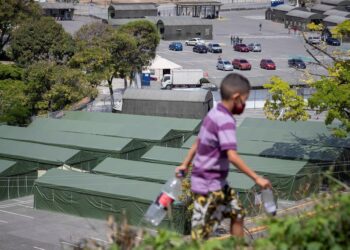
[
  {"xmin": 0, "ymin": 63, "xmax": 23, "ymax": 80},
  {"xmin": 24, "ymin": 61, "xmax": 97, "ymax": 114},
  {"xmin": 308, "ymin": 61, "xmax": 350, "ymax": 137},
  {"xmin": 0, "ymin": 0, "xmax": 41, "ymax": 53},
  {"xmin": 263, "ymin": 76, "xmax": 310, "ymax": 121},
  {"xmin": 74, "ymin": 22, "xmax": 114, "ymax": 49},
  {"xmin": 10, "ymin": 16, "xmax": 75, "ymax": 66}
]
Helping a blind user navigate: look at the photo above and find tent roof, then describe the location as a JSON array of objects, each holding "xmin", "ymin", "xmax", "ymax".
[
  {"xmin": 109, "ymin": 3, "xmax": 157, "ymax": 11},
  {"xmin": 29, "ymin": 118, "xmax": 173, "ymax": 142},
  {"xmin": 238, "ymin": 118, "xmax": 350, "ymax": 148},
  {"xmin": 108, "ymin": 18, "xmax": 144, "ymax": 26},
  {"xmin": 272, "ymin": 4, "xmax": 298, "ymax": 11},
  {"xmin": 40, "ymin": 2, "xmax": 75, "ymax": 9},
  {"xmin": 35, "ymin": 169, "xmax": 167, "ymax": 203},
  {"xmin": 123, "ymin": 88, "xmax": 213, "ymax": 102},
  {"xmin": 286, "ymin": 10, "xmax": 322, "ymax": 19},
  {"xmin": 323, "ymin": 15, "xmax": 350, "ymax": 23},
  {"xmin": 324, "ymin": 9, "xmax": 350, "ymax": 16},
  {"xmin": 0, "ymin": 138, "xmax": 79, "ymax": 165},
  {"xmin": 0, "ymin": 159, "xmax": 17, "ymax": 176},
  {"xmin": 63, "ymin": 111, "xmax": 201, "ymax": 133},
  {"xmin": 149, "ymin": 55, "xmax": 182, "ymax": 70},
  {"xmin": 321, "ymin": 0, "xmax": 350, "ymax": 5},
  {"xmin": 310, "ymin": 4, "xmax": 335, "ymax": 11},
  {"xmin": 0, "ymin": 125, "xmax": 134, "ymax": 153},
  {"xmin": 182, "ymin": 135, "xmax": 197, "ymax": 149},
  {"xmin": 142, "ymin": 146, "xmax": 309, "ymax": 175}
]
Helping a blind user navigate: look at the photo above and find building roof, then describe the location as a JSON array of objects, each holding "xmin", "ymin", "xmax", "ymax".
[
  {"xmin": 310, "ymin": 4, "xmax": 335, "ymax": 11},
  {"xmin": 148, "ymin": 16, "xmax": 212, "ymax": 26},
  {"xmin": 0, "ymin": 159, "xmax": 17, "ymax": 176},
  {"xmin": 323, "ymin": 14, "xmax": 350, "ymax": 23},
  {"xmin": 40, "ymin": 2, "xmax": 75, "ymax": 9},
  {"xmin": 272, "ymin": 4, "xmax": 299, "ymax": 12},
  {"xmin": 109, "ymin": 3, "xmax": 158, "ymax": 11},
  {"xmin": 175, "ymin": 1, "xmax": 222, "ymax": 6},
  {"xmin": 108, "ymin": 18, "xmax": 144, "ymax": 26},
  {"xmin": 321, "ymin": 0, "xmax": 350, "ymax": 6},
  {"xmin": 123, "ymin": 88, "xmax": 213, "ymax": 102},
  {"xmin": 324, "ymin": 9, "xmax": 350, "ymax": 16},
  {"xmin": 182, "ymin": 135, "xmax": 197, "ymax": 149},
  {"xmin": 286, "ymin": 10, "xmax": 322, "ymax": 19}
]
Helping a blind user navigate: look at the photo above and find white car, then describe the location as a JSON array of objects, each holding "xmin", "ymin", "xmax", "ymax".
[
  {"xmin": 307, "ymin": 36, "xmax": 321, "ymax": 45},
  {"xmin": 185, "ymin": 38, "xmax": 205, "ymax": 46},
  {"xmin": 217, "ymin": 60, "xmax": 233, "ymax": 71}
]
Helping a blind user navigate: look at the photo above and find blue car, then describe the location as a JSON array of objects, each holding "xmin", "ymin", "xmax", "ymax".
[
  {"xmin": 169, "ymin": 42, "xmax": 183, "ymax": 51},
  {"xmin": 326, "ymin": 37, "xmax": 341, "ymax": 46}
]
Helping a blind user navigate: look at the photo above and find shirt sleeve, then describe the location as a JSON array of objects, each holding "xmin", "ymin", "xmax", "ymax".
[{"xmin": 217, "ymin": 122, "xmax": 237, "ymax": 151}]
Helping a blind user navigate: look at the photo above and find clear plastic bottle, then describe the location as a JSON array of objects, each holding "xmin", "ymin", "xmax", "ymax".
[
  {"xmin": 261, "ymin": 188, "xmax": 277, "ymax": 216},
  {"xmin": 144, "ymin": 176, "xmax": 183, "ymax": 226}
]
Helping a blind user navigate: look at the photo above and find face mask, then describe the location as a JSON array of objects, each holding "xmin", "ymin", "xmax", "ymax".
[{"xmin": 232, "ymin": 98, "xmax": 246, "ymax": 115}]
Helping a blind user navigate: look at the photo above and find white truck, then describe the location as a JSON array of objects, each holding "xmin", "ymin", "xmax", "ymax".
[{"xmin": 161, "ymin": 69, "xmax": 204, "ymax": 90}]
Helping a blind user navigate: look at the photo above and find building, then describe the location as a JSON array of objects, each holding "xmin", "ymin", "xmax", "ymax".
[
  {"xmin": 323, "ymin": 15, "xmax": 350, "ymax": 26},
  {"xmin": 175, "ymin": 1, "xmax": 222, "ymax": 19},
  {"xmin": 149, "ymin": 16, "xmax": 213, "ymax": 40},
  {"xmin": 284, "ymin": 10, "xmax": 323, "ymax": 30},
  {"xmin": 310, "ymin": 4, "xmax": 335, "ymax": 14},
  {"xmin": 108, "ymin": 3, "xmax": 158, "ymax": 19},
  {"xmin": 40, "ymin": 2, "xmax": 75, "ymax": 20},
  {"xmin": 265, "ymin": 5, "xmax": 306, "ymax": 23}
]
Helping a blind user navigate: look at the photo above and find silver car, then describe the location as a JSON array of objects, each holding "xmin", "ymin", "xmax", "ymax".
[
  {"xmin": 185, "ymin": 38, "xmax": 205, "ymax": 46},
  {"xmin": 248, "ymin": 43, "xmax": 262, "ymax": 52},
  {"xmin": 217, "ymin": 60, "xmax": 233, "ymax": 71}
]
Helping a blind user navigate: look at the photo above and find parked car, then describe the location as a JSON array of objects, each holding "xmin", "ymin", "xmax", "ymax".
[
  {"xmin": 232, "ymin": 59, "xmax": 251, "ymax": 70},
  {"xmin": 307, "ymin": 36, "xmax": 321, "ymax": 45},
  {"xmin": 207, "ymin": 43, "xmax": 222, "ymax": 53},
  {"xmin": 169, "ymin": 42, "xmax": 183, "ymax": 51},
  {"xmin": 185, "ymin": 38, "xmax": 205, "ymax": 46},
  {"xmin": 193, "ymin": 44, "xmax": 208, "ymax": 53},
  {"xmin": 233, "ymin": 43, "xmax": 249, "ymax": 52},
  {"xmin": 260, "ymin": 59, "xmax": 276, "ymax": 70},
  {"xmin": 248, "ymin": 43, "xmax": 262, "ymax": 52},
  {"xmin": 288, "ymin": 58, "xmax": 306, "ymax": 69},
  {"xmin": 217, "ymin": 60, "xmax": 233, "ymax": 71},
  {"xmin": 326, "ymin": 37, "xmax": 341, "ymax": 46}
]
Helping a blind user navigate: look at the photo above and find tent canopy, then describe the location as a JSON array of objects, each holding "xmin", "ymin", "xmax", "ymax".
[
  {"xmin": 149, "ymin": 55, "xmax": 182, "ymax": 70},
  {"xmin": 182, "ymin": 135, "xmax": 197, "ymax": 149}
]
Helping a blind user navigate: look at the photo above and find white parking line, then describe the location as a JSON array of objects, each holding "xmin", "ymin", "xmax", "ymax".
[
  {"xmin": 0, "ymin": 209, "xmax": 34, "ymax": 219},
  {"xmin": 0, "ymin": 219, "xmax": 8, "ymax": 224},
  {"xmin": 89, "ymin": 237, "xmax": 108, "ymax": 244},
  {"xmin": 17, "ymin": 204, "xmax": 34, "ymax": 209},
  {"xmin": 33, "ymin": 246, "xmax": 46, "ymax": 250},
  {"xmin": 0, "ymin": 201, "xmax": 32, "ymax": 209}
]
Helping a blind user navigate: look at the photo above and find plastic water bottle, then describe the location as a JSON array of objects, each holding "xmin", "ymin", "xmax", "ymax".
[
  {"xmin": 144, "ymin": 175, "xmax": 183, "ymax": 226},
  {"xmin": 261, "ymin": 189, "xmax": 277, "ymax": 216}
]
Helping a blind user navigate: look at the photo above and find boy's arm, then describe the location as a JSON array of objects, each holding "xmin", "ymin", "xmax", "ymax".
[
  {"xmin": 227, "ymin": 150, "xmax": 271, "ymax": 189},
  {"xmin": 175, "ymin": 139, "xmax": 198, "ymax": 176}
]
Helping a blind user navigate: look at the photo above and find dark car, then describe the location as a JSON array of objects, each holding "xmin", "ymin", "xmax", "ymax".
[
  {"xmin": 233, "ymin": 44, "xmax": 249, "ymax": 52},
  {"xmin": 326, "ymin": 37, "xmax": 341, "ymax": 46},
  {"xmin": 288, "ymin": 58, "xmax": 306, "ymax": 69},
  {"xmin": 260, "ymin": 59, "xmax": 276, "ymax": 70},
  {"xmin": 207, "ymin": 43, "xmax": 222, "ymax": 53},
  {"xmin": 169, "ymin": 42, "xmax": 183, "ymax": 51},
  {"xmin": 193, "ymin": 44, "xmax": 208, "ymax": 53},
  {"xmin": 232, "ymin": 59, "xmax": 251, "ymax": 70}
]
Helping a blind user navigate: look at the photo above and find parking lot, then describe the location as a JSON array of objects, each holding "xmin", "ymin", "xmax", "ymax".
[{"xmin": 156, "ymin": 9, "xmax": 338, "ymax": 88}]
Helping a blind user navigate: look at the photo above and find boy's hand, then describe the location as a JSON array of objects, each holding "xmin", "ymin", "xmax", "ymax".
[
  {"xmin": 175, "ymin": 165, "xmax": 187, "ymax": 178},
  {"xmin": 255, "ymin": 176, "xmax": 272, "ymax": 189}
]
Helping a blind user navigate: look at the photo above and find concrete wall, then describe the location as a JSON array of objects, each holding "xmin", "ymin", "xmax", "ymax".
[{"xmin": 109, "ymin": 9, "xmax": 158, "ymax": 19}]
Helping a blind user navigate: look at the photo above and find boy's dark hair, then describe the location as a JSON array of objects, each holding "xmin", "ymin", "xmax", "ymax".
[{"xmin": 220, "ymin": 73, "xmax": 250, "ymax": 100}]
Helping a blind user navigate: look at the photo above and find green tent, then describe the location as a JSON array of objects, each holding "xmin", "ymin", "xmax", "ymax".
[
  {"xmin": 142, "ymin": 146, "xmax": 320, "ymax": 200},
  {"xmin": 0, "ymin": 125, "xmax": 146, "ymax": 162},
  {"xmin": 29, "ymin": 118, "xmax": 185, "ymax": 148},
  {"xmin": 238, "ymin": 118, "xmax": 350, "ymax": 149},
  {"xmin": 93, "ymin": 158, "xmax": 258, "ymax": 215},
  {"xmin": 181, "ymin": 136, "xmax": 197, "ymax": 149},
  {"xmin": 63, "ymin": 111, "xmax": 202, "ymax": 134},
  {"xmin": 0, "ymin": 138, "xmax": 97, "ymax": 171},
  {"xmin": 34, "ymin": 169, "xmax": 189, "ymax": 234},
  {"xmin": 0, "ymin": 159, "xmax": 36, "ymax": 201}
]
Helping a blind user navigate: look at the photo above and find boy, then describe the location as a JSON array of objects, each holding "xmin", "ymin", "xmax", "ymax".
[{"xmin": 176, "ymin": 73, "xmax": 271, "ymax": 240}]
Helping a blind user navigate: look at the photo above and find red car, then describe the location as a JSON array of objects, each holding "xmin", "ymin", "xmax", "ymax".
[
  {"xmin": 232, "ymin": 59, "xmax": 251, "ymax": 70},
  {"xmin": 260, "ymin": 59, "xmax": 276, "ymax": 70},
  {"xmin": 233, "ymin": 44, "xmax": 249, "ymax": 52}
]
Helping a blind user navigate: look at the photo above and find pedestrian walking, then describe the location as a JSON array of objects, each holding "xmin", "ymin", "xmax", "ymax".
[
  {"xmin": 259, "ymin": 23, "xmax": 262, "ymax": 31},
  {"xmin": 230, "ymin": 35, "xmax": 233, "ymax": 45},
  {"xmin": 175, "ymin": 73, "xmax": 271, "ymax": 240}
]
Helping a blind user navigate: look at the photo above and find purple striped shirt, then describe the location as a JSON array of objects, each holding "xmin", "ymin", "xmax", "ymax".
[{"xmin": 191, "ymin": 103, "xmax": 237, "ymax": 194}]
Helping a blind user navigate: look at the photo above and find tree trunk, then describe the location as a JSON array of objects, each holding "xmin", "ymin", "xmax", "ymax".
[
  {"xmin": 108, "ymin": 77, "xmax": 115, "ymax": 109},
  {"xmin": 124, "ymin": 78, "xmax": 128, "ymax": 89}
]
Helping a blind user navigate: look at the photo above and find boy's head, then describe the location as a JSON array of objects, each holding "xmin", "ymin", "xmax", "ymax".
[{"xmin": 220, "ymin": 73, "xmax": 250, "ymax": 115}]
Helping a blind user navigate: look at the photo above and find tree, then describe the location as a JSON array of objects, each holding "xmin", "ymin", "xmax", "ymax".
[
  {"xmin": 74, "ymin": 22, "xmax": 114, "ymax": 49},
  {"xmin": 263, "ymin": 21, "xmax": 350, "ymax": 137},
  {"xmin": 0, "ymin": 63, "xmax": 30, "ymax": 125},
  {"xmin": 0, "ymin": 0, "xmax": 41, "ymax": 56},
  {"xmin": 10, "ymin": 16, "xmax": 75, "ymax": 66},
  {"xmin": 24, "ymin": 61, "xmax": 97, "ymax": 114}
]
